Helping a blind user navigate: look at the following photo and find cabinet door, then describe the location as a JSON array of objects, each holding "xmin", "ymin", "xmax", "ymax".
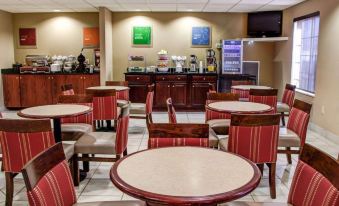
[
  {"xmin": 63, "ymin": 75, "xmax": 83, "ymax": 94},
  {"xmin": 129, "ymin": 84, "xmax": 148, "ymax": 103},
  {"xmin": 83, "ymin": 75, "xmax": 100, "ymax": 93},
  {"xmin": 20, "ymin": 75, "xmax": 53, "ymax": 107},
  {"xmin": 2, "ymin": 74, "xmax": 21, "ymax": 108},
  {"xmin": 191, "ymin": 83, "xmax": 210, "ymax": 107},
  {"xmin": 170, "ymin": 83, "xmax": 187, "ymax": 107},
  {"xmin": 155, "ymin": 82, "xmax": 171, "ymax": 107},
  {"xmin": 51, "ymin": 75, "xmax": 66, "ymax": 104}
]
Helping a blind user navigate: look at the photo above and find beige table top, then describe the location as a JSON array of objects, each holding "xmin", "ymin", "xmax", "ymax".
[
  {"xmin": 86, "ymin": 86, "xmax": 129, "ymax": 91},
  {"xmin": 231, "ymin": 85, "xmax": 271, "ymax": 90},
  {"xmin": 207, "ymin": 101, "xmax": 272, "ymax": 113},
  {"xmin": 18, "ymin": 104, "xmax": 92, "ymax": 119},
  {"xmin": 111, "ymin": 147, "xmax": 260, "ymax": 204}
]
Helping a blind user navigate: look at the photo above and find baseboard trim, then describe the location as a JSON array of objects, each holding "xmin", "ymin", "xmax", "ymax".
[{"xmin": 309, "ymin": 122, "xmax": 339, "ymax": 145}]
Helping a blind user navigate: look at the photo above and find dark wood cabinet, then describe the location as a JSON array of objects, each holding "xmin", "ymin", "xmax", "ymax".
[
  {"xmin": 126, "ymin": 75, "xmax": 151, "ymax": 103},
  {"xmin": 2, "ymin": 74, "xmax": 21, "ymax": 108},
  {"xmin": 155, "ymin": 82, "xmax": 171, "ymax": 107},
  {"xmin": 2, "ymin": 73, "xmax": 100, "ymax": 108},
  {"xmin": 191, "ymin": 83, "xmax": 210, "ymax": 107},
  {"xmin": 170, "ymin": 83, "xmax": 187, "ymax": 107}
]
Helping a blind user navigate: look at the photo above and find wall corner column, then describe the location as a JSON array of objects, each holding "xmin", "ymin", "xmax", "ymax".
[{"xmin": 99, "ymin": 7, "xmax": 113, "ymax": 85}]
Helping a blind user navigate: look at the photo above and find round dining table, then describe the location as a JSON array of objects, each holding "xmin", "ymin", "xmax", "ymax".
[
  {"xmin": 207, "ymin": 101, "xmax": 273, "ymax": 114},
  {"xmin": 110, "ymin": 147, "xmax": 261, "ymax": 206},
  {"xmin": 231, "ymin": 85, "xmax": 272, "ymax": 101},
  {"xmin": 18, "ymin": 104, "xmax": 92, "ymax": 142}
]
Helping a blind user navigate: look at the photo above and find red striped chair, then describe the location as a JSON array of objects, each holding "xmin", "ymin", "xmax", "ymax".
[
  {"xmin": 220, "ymin": 113, "xmax": 281, "ymax": 199},
  {"xmin": 208, "ymin": 83, "xmax": 217, "ymax": 93},
  {"xmin": 205, "ymin": 93, "xmax": 239, "ymax": 135},
  {"xmin": 165, "ymin": 98, "xmax": 218, "ymax": 148},
  {"xmin": 231, "ymin": 80, "xmax": 255, "ymax": 86},
  {"xmin": 221, "ymin": 144, "xmax": 339, "ymax": 206},
  {"xmin": 22, "ymin": 143, "xmax": 146, "ymax": 206},
  {"xmin": 249, "ymin": 89, "xmax": 278, "ymax": 113},
  {"xmin": 0, "ymin": 119, "xmax": 76, "ymax": 206},
  {"xmin": 278, "ymin": 99, "xmax": 312, "ymax": 164},
  {"xmin": 277, "ymin": 84, "xmax": 296, "ymax": 126},
  {"xmin": 148, "ymin": 123, "xmax": 209, "ymax": 148},
  {"xmin": 230, "ymin": 80, "xmax": 255, "ymax": 101},
  {"xmin": 106, "ymin": 81, "xmax": 130, "ymax": 101},
  {"xmin": 61, "ymin": 84, "xmax": 75, "ymax": 95}
]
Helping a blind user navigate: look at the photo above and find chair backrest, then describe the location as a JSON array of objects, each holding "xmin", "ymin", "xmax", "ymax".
[
  {"xmin": 166, "ymin": 98, "xmax": 177, "ymax": 124},
  {"xmin": 148, "ymin": 123, "xmax": 209, "ymax": 148},
  {"xmin": 287, "ymin": 99, "xmax": 312, "ymax": 147},
  {"xmin": 249, "ymin": 89, "xmax": 278, "ymax": 113},
  {"xmin": 146, "ymin": 84, "xmax": 155, "ymax": 115},
  {"xmin": 208, "ymin": 83, "xmax": 216, "ymax": 93},
  {"xmin": 115, "ymin": 104, "xmax": 130, "ymax": 155},
  {"xmin": 105, "ymin": 81, "xmax": 129, "ymax": 87},
  {"xmin": 0, "ymin": 119, "xmax": 55, "ymax": 173},
  {"xmin": 22, "ymin": 143, "xmax": 77, "ymax": 206},
  {"xmin": 231, "ymin": 80, "xmax": 255, "ymax": 86},
  {"xmin": 58, "ymin": 94, "xmax": 93, "ymax": 125},
  {"xmin": 282, "ymin": 84, "xmax": 296, "ymax": 108},
  {"xmin": 86, "ymin": 89, "xmax": 118, "ymax": 120},
  {"xmin": 228, "ymin": 114, "xmax": 281, "ymax": 164},
  {"xmin": 205, "ymin": 93, "xmax": 240, "ymax": 121},
  {"xmin": 288, "ymin": 144, "xmax": 339, "ymax": 206},
  {"xmin": 61, "ymin": 84, "xmax": 75, "ymax": 95}
]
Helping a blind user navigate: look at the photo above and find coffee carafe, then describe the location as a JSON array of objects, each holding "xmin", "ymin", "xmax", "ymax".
[
  {"xmin": 206, "ymin": 49, "xmax": 217, "ymax": 72},
  {"xmin": 189, "ymin": 55, "xmax": 197, "ymax": 72}
]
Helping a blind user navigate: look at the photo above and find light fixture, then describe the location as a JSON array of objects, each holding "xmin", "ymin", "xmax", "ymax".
[
  {"xmin": 186, "ymin": 9, "xmax": 193, "ymax": 12},
  {"xmin": 53, "ymin": 9, "xmax": 61, "ymax": 12},
  {"xmin": 135, "ymin": 9, "xmax": 141, "ymax": 11}
]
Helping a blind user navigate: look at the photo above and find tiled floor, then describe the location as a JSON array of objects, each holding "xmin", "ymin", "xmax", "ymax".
[{"xmin": 0, "ymin": 112, "xmax": 338, "ymax": 205}]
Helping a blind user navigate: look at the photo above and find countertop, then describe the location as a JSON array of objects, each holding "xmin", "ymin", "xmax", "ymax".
[{"xmin": 1, "ymin": 68, "xmax": 99, "ymax": 75}]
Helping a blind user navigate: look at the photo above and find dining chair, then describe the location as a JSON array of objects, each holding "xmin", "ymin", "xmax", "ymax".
[
  {"xmin": 249, "ymin": 89, "xmax": 278, "ymax": 113},
  {"xmin": 230, "ymin": 80, "xmax": 255, "ymax": 101},
  {"xmin": 73, "ymin": 104, "xmax": 130, "ymax": 184},
  {"xmin": 86, "ymin": 89, "xmax": 120, "ymax": 130},
  {"xmin": 222, "ymin": 144, "xmax": 339, "ymax": 206},
  {"xmin": 148, "ymin": 123, "xmax": 209, "ymax": 148},
  {"xmin": 220, "ymin": 113, "xmax": 281, "ymax": 199},
  {"xmin": 278, "ymin": 99, "xmax": 312, "ymax": 164},
  {"xmin": 165, "ymin": 98, "xmax": 218, "ymax": 148},
  {"xmin": 205, "ymin": 93, "xmax": 239, "ymax": 135},
  {"xmin": 61, "ymin": 84, "xmax": 75, "ymax": 95},
  {"xmin": 130, "ymin": 84, "xmax": 155, "ymax": 127},
  {"xmin": 277, "ymin": 84, "xmax": 296, "ymax": 126},
  {"xmin": 0, "ymin": 119, "xmax": 76, "ymax": 206},
  {"xmin": 22, "ymin": 143, "xmax": 146, "ymax": 206},
  {"xmin": 208, "ymin": 83, "xmax": 217, "ymax": 93},
  {"xmin": 231, "ymin": 80, "xmax": 255, "ymax": 86},
  {"xmin": 105, "ymin": 81, "xmax": 130, "ymax": 101},
  {"xmin": 58, "ymin": 94, "xmax": 94, "ymax": 141}
]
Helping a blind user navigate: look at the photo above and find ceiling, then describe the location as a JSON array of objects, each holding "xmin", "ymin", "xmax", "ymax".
[{"xmin": 0, "ymin": 0, "xmax": 306, "ymax": 13}]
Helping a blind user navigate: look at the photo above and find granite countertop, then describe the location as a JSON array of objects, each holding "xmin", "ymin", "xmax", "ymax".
[{"xmin": 1, "ymin": 68, "xmax": 100, "ymax": 75}]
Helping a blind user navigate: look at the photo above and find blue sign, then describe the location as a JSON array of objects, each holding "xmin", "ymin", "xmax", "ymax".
[
  {"xmin": 192, "ymin": 27, "xmax": 211, "ymax": 47},
  {"xmin": 222, "ymin": 40, "xmax": 243, "ymax": 74}
]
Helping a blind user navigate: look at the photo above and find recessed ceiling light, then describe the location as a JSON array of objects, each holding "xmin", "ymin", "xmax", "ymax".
[
  {"xmin": 135, "ymin": 9, "xmax": 141, "ymax": 11},
  {"xmin": 53, "ymin": 9, "xmax": 61, "ymax": 12},
  {"xmin": 187, "ymin": 9, "xmax": 193, "ymax": 12}
]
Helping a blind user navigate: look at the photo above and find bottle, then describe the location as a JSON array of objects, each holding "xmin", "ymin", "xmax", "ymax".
[{"xmin": 199, "ymin": 61, "xmax": 203, "ymax": 73}]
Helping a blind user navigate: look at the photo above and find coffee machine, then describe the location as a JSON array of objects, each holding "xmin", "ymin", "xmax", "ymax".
[
  {"xmin": 189, "ymin": 54, "xmax": 197, "ymax": 72},
  {"xmin": 206, "ymin": 49, "xmax": 217, "ymax": 72}
]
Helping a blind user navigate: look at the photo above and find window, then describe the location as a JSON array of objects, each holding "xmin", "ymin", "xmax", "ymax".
[{"xmin": 291, "ymin": 12, "xmax": 320, "ymax": 94}]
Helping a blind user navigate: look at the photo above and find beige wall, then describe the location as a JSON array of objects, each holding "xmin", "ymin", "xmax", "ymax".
[
  {"xmin": 0, "ymin": 10, "xmax": 15, "ymax": 109},
  {"xmin": 273, "ymin": 0, "xmax": 339, "ymax": 135},
  {"xmin": 13, "ymin": 12, "xmax": 99, "ymax": 64},
  {"xmin": 111, "ymin": 12, "xmax": 275, "ymax": 85}
]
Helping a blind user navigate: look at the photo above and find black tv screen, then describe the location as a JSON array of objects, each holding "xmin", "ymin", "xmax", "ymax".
[{"xmin": 247, "ymin": 11, "xmax": 282, "ymax": 37}]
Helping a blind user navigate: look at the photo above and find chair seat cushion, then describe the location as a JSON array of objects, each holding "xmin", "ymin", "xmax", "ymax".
[
  {"xmin": 220, "ymin": 202, "xmax": 291, "ymax": 206},
  {"xmin": 239, "ymin": 98, "xmax": 249, "ymax": 102},
  {"xmin": 278, "ymin": 128, "xmax": 300, "ymax": 147},
  {"xmin": 62, "ymin": 142, "xmax": 75, "ymax": 160},
  {"xmin": 130, "ymin": 103, "xmax": 146, "ymax": 115},
  {"xmin": 73, "ymin": 200, "xmax": 146, "ymax": 206},
  {"xmin": 75, "ymin": 132, "xmax": 116, "ymax": 154},
  {"xmin": 277, "ymin": 102, "xmax": 290, "ymax": 113},
  {"xmin": 207, "ymin": 119, "xmax": 231, "ymax": 135},
  {"xmin": 218, "ymin": 136, "xmax": 229, "ymax": 151},
  {"xmin": 61, "ymin": 123, "xmax": 93, "ymax": 133},
  {"xmin": 209, "ymin": 128, "xmax": 220, "ymax": 148}
]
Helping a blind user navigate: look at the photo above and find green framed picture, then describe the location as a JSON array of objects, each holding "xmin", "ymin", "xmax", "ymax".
[{"xmin": 132, "ymin": 26, "xmax": 152, "ymax": 47}]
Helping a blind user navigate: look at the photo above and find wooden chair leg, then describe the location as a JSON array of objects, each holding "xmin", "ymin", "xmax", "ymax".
[
  {"xmin": 123, "ymin": 148, "xmax": 128, "ymax": 156},
  {"xmin": 280, "ymin": 112, "xmax": 286, "ymax": 126},
  {"xmin": 286, "ymin": 147, "xmax": 292, "ymax": 164},
  {"xmin": 72, "ymin": 155, "xmax": 79, "ymax": 186},
  {"xmin": 267, "ymin": 163, "xmax": 276, "ymax": 199},
  {"xmin": 257, "ymin": 164, "xmax": 264, "ymax": 176},
  {"xmin": 82, "ymin": 154, "xmax": 90, "ymax": 172},
  {"xmin": 5, "ymin": 172, "xmax": 14, "ymax": 206}
]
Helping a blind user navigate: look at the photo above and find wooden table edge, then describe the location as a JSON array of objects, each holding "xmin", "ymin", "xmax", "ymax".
[
  {"xmin": 206, "ymin": 102, "xmax": 273, "ymax": 114},
  {"xmin": 110, "ymin": 147, "xmax": 261, "ymax": 205}
]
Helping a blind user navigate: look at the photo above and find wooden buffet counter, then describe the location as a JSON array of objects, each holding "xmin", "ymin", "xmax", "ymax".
[
  {"xmin": 125, "ymin": 72, "xmax": 218, "ymax": 110},
  {"xmin": 2, "ymin": 71, "xmax": 99, "ymax": 108}
]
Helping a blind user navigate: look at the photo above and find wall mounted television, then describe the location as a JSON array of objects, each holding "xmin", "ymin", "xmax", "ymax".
[{"xmin": 247, "ymin": 11, "xmax": 283, "ymax": 37}]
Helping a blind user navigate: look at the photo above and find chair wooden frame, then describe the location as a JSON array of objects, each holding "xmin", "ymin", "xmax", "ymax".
[
  {"xmin": 134, "ymin": 84, "xmax": 155, "ymax": 128},
  {"xmin": 231, "ymin": 80, "xmax": 255, "ymax": 86},
  {"xmin": 106, "ymin": 81, "xmax": 129, "ymax": 87},
  {"xmin": 280, "ymin": 84, "xmax": 296, "ymax": 126},
  {"xmin": 208, "ymin": 83, "xmax": 216, "ymax": 92},
  {"xmin": 61, "ymin": 84, "xmax": 74, "ymax": 94},
  {"xmin": 207, "ymin": 92, "xmax": 240, "ymax": 101},
  {"xmin": 278, "ymin": 99, "xmax": 312, "ymax": 163},
  {"xmin": 229, "ymin": 113, "xmax": 281, "ymax": 199},
  {"xmin": 166, "ymin": 98, "xmax": 176, "ymax": 124},
  {"xmin": 249, "ymin": 88, "xmax": 278, "ymax": 96}
]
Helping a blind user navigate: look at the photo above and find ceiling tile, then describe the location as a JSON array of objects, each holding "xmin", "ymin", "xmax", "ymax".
[
  {"xmin": 256, "ymin": 4, "xmax": 290, "ymax": 11},
  {"xmin": 149, "ymin": 3, "xmax": 176, "ymax": 11},
  {"xmin": 177, "ymin": 0, "xmax": 208, "ymax": 3}
]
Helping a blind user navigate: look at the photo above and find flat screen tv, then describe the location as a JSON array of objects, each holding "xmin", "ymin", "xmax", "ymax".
[{"xmin": 247, "ymin": 11, "xmax": 282, "ymax": 37}]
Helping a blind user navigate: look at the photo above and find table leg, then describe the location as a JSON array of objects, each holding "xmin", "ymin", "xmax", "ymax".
[{"xmin": 53, "ymin": 118, "xmax": 62, "ymax": 143}]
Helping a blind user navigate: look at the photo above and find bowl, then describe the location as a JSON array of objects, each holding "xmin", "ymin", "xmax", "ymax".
[{"xmin": 158, "ymin": 67, "xmax": 169, "ymax": 72}]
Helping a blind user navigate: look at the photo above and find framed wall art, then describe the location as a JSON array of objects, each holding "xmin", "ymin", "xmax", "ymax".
[
  {"xmin": 132, "ymin": 26, "xmax": 152, "ymax": 47},
  {"xmin": 83, "ymin": 27, "xmax": 100, "ymax": 48},
  {"xmin": 19, "ymin": 28, "xmax": 37, "ymax": 48},
  {"xmin": 191, "ymin": 26, "xmax": 211, "ymax": 47}
]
